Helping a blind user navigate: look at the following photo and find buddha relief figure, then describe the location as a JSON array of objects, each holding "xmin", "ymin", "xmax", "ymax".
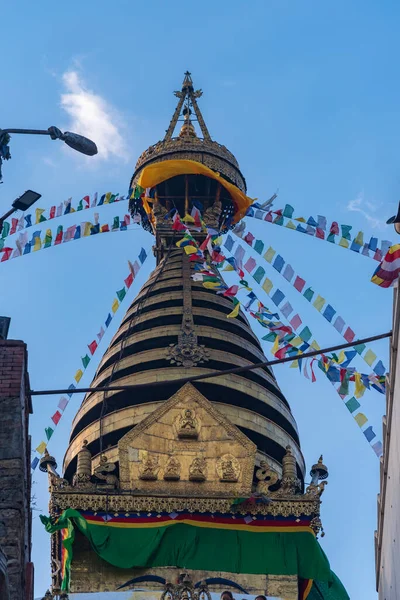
[
  {"xmin": 164, "ymin": 456, "xmax": 181, "ymax": 481},
  {"xmin": 177, "ymin": 408, "xmax": 199, "ymax": 439},
  {"xmin": 139, "ymin": 453, "xmax": 160, "ymax": 480},
  {"xmin": 189, "ymin": 456, "xmax": 207, "ymax": 481},
  {"xmin": 217, "ymin": 454, "xmax": 240, "ymax": 483}
]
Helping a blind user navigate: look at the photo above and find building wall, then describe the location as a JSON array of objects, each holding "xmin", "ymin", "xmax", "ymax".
[
  {"xmin": 0, "ymin": 339, "xmax": 33, "ymax": 600},
  {"xmin": 376, "ymin": 283, "xmax": 400, "ymax": 599}
]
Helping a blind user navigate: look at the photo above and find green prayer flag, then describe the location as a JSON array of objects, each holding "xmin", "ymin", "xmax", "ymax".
[
  {"xmin": 39, "ymin": 214, "xmax": 47, "ymax": 222},
  {"xmin": 1, "ymin": 222, "xmax": 10, "ymax": 238},
  {"xmin": 253, "ymin": 266, "xmax": 266, "ymax": 284},
  {"xmin": 112, "ymin": 216, "xmax": 120, "ymax": 230},
  {"xmin": 341, "ymin": 224, "xmax": 352, "ymax": 240},
  {"xmin": 254, "ymin": 239, "xmax": 264, "ymax": 254},
  {"xmin": 77, "ymin": 199, "xmax": 83, "ymax": 211},
  {"xmin": 82, "ymin": 354, "xmax": 91, "ymax": 369},
  {"xmin": 354, "ymin": 343, "xmax": 366, "ymax": 355},
  {"xmin": 299, "ymin": 326, "xmax": 312, "ymax": 343},
  {"xmin": 44, "ymin": 232, "xmax": 52, "ymax": 248},
  {"xmin": 117, "ymin": 287, "xmax": 126, "ymax": 302},
  {"xmin": 262, "ymin": 332, "xmax": 277, "ymax": 342},
  {"xmin": 327, "ymin": 232, "xmax": 336, "ymax": 243},
  {"xmin": 0, "ymin": 239, "xmax": 4, "ymax": 251},
  {"xmin": 345, "ymin": 397, "xmax": 360, "ymax": 413},
  {"xmin": 303, "ymin": 287, "xmax": 314, "ymax": 302},
  {"xmin": 45, "ymin": 427, "xmax": 54, "ymax": 441},
  {"xmin": 283, "ymin": 204, "xmax": 294, "ymax": 218},
  {"xmin": 338, "ymin": 372, "xmax": 350, "ymax": 396},
  {"xmin": 134, "ymin": 185, "xmax": 145, "ymax": 198}
]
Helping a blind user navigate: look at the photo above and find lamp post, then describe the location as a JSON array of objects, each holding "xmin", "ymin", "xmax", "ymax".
[
  {"xmin": 0, "ymin": 126, "xmax": 98, "ymax": 182},
  {"xmin": 0, "ymin": 189, "xmax": 42, "ymax": 235}
]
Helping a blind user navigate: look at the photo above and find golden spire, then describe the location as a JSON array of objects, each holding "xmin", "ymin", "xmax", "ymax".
[{"xmin": 164, "ymin": 71, "xmax": 211, "ymax": 141}]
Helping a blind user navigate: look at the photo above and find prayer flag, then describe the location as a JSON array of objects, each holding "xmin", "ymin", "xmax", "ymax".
[
  {"xmin": 262, "ymin": 277, "xmax": 273, "ymax": 294},
  {"xmin": 354, "ymin": 372, "xmax": 366, "ymax": 398},
  {"xmin": 101, "ymin": 224, "xmax": 110, "ymax": 233},
  {"xmin": 330, "ymin": 221, "xmax": 339, "ymax": 235},
  {"xmin": 254, "ymin": 239, "xmax": 264, "ymax": 254},
  {"xmin": 322, "ymin": 304, "xmax": 336, "ymax": 322},
  {"xmin": 10, "ymin": 218, "xmax": 18, "ymax": 235},
  {"xmin": 343, "ymin": 327, "xmax": 355, "ymax": 343},
  {"xmin": 234, "ymin": 245, "xmax": 245, "ymax": 268},
  {"xmin": 82, "ymin": 355, "xmax": 90, "ymax": 368},
  {"xmin": 281, "ymin": 301, "xmax": 293, "ymax": 318},
  {"xmin": 345, "ymin": 397, "xmax": 360, "ymax": 413},
  {"xmin": 227, "ymin": 299, "xmax": 240, "ymax": 318},
  {"xmin": 372, "ymin": 441, "xmax": 383, "ymax": 457},
  {"xmin": 290, "ymin": 314, "xmax": 302, "ymax": 330},
  {"xmin": 341, "ymin": 224, "xmax": 352, "ymax": 240},
  {"xmin": 111, "ymin": 299, "xmax": 119, "ymax": 313},
  {"xmin": 283, "ymin": 204, "xmax": 294, "ymax": 218},
  {"xmin": 88, "ymin": 340, "xmax": 98, "ymax": 355},
  {"xmin": 272, "ymin": 255, "xmax": 285, "ymax": 273},
  {"xmin": 31, "ymin": 457, "xmax": 39, "ymax": 470},
  {"xmin": 139, "ymin": 248, "xmax": 147, "ymax": 264},
  {"xmin": 105, "ymin": 313, "xmax": 112, "ymax": 328},
  {"xmin": 51, "ymin": 411, "xmax": 62, "ymax": 426},
  {"xmin": 244, "ymin": 232, "xmax": 255, "ymax": 245},
  {"xmin": 74, "ymin": 226, "xmax": 81, "ymax": 240},
  {"xmin": 299, "ymin": 326, "xmax": 312, "ymax": 343},
  {"xmin": 64, "ymin": 198, "xmax": 72, "ymax": 214},
  {"xmin": 285, "ymin": 220, "xmax": 296, "ymax": 230},
  {"xmin": 24, "ymin": 214, "xmax": 32, "ymax": 228},
  {"xmin": 327, "ymin": 233, "xmax": 336, "ymax": 243},
  {"xmin": 36, "ymin": 441, "xmax": 47, "ymax": 455},
  {"xmin": 74, "ymin": 369, "xmax": 83, "ymax": 383},
  {"xmin": 282, "ymin": 264, "xmax": 294, "ymax": 282},
  {"xmin": 117, "ymin": 287, "xmax": 126, "ymax": 302},
  {"xmin": 35, "ymin": 208, "xmax": 46, "ymax": 224},
  {"xmin": 223, "ymin": 285, "xmax": 239, "ymax": 298},
  {"xmin": 112, "ymin": 216, "xmax": 120, "ymax": 230},
  {"xmin": 224, "ymin": 235, "xmax": 234, "ymax": 252},
  {"xmin": 333, "ymin": 316, "xmax": 345, "ymax": 333},
  {"xmin": 44, "ymin": 229, "xmax": 52, "ymax": 248},
  {"xmin": 253, "ymin": 266, "xmax": 265, "ymax": 284},
  {"xmin": 317, "ymin": 215, "xmax": 327, "ymax": 230},
  {"xmin": 316, "ymin": 228, "xmax": 325, "ymax": 239},
  {"xmin": 354, "ymin": 231, "xmax": 364, "ymax": 246},
  {"xmin": 67, "ymin": 384, "xmax": 76, "ymax": 398},
  {"xmin": 313, "ymin": 295, "xmax": 325, "ymax": 311},
  {"xmin": 368, "ymin": 237, "xmax": 378, "ymax": 252},
  {"xmin": 263, "ymin": 247, "xmax": 276, "ymax": 263},
  {"xmin": 307, "ymin": 216, "xmax": 318, "ymax": 227},
  {"xmin": 271, "ymin": 289, "xmax": 285, "ymax": 306},
  {"xmin": 354, "ymin": 413, "xmax": 368, "ymax": 427},
  {"xmin": 45, "ymin": 426, "xmax": 54, "ymax": 441},
  {"xmin": 364, "ymin": 349, "xmax": 377, "ymax": 366},
  {"xmin": 244, "ymin": 257, "xmax": 256, "ymax": 272},
  {"xmin": 373, "ymin": 360, "xmax": 386, "ymax": 376},
  {"xmin": 293, "ymin": 276, "xmax": 305, "ymax": 292},
  {"xmin": 339, "ymin": 237, "xmax": 349, "ymax": 248},
  {"xmin": 303, "ymin": 287, "xmax": 314, "ymax": 302},
  {"xmin": 271, "ymin": 334, "xmax": 280, "ymax": 355},
  {"xmin": 58, "ymin": 396, "xmax": 69, "ymax": 411},
  {"xmin": 124, "ymin": 272, "xmax": 134, "ymax": 288},
  {"xmin": 341, "ymin": 351, "xmax": 357, "ymax": 368}
]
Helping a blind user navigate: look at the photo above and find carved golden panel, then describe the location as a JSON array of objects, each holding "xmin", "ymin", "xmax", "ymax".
[{"xmin": 118, "ymin": 383, "xmax": 256, "ymax": 497}]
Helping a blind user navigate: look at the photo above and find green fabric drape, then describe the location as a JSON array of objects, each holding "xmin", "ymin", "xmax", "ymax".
[{"xmin": 40, "ymin": 509, "xmax": 348, "ymax": 599}]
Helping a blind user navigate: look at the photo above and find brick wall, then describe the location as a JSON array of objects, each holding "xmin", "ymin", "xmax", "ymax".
[{"xmin": 0, "ymin": 340, "xmax": 33, "ymax": 600}]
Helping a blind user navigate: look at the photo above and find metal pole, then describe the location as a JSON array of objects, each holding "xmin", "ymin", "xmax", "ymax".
[{"xmin": 29, "ymin": 330, "xmax": 392, "ymax": 397}]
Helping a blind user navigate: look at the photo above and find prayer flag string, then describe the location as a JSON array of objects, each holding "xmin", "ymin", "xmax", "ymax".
[{"xmin": 31, "ymin": 247, "xmax": 149, "ymax": 470}]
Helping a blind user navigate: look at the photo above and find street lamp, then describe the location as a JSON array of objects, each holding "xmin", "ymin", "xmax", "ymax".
[
  {"xmin": 387, "ymin": 202, "xmax": 400, "ymax": 235},
  {"xmin": 0, "ymin": 189, "xmax": 42, "ymax": 235},
  {"xmin": 0, "ymin": 126, "xmax": 98, "ymax": 181}
]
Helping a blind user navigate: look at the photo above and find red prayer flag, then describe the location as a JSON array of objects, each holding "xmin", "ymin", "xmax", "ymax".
[
  {"xmin": 244, "ymin": 257, "xmax": 256, "ymax": 273},
  {"xmin": 10, "ymin": 218, "xmax": 18, "ymax": 234},
  {"xmin": 1, "ymin": 248, "xmax": 13, "ymax": 262},
  {"xmin": 373, "ymin": 249, "xmax": 383, "ymax": 262},
  {"xmin": 88, "ymin": 340, "xmax": 98, "ymax": 355},
  {"xmin": 124, "ymin": 272, "xmax": 134, "ymax": 288},
  {"xmin": 223, "ymin": 285, "xmax": 239, "ymax": 298},
  {"xmin": 51, "ymin": 410, "xmax": 62, "ymax": 425},
  {"xmin": 172, "ymin": 213, "xmax": 186, "ymax": 231},
  {"xmin": 49, "ymin": 206, "xmax": 56, "ymax": 219},
  {"xmin": 293, "ymin": 276, "xmax": 305, "ymax": 292},
  {"xmin": 310, "ymin": 358, "xmax": 317, "ymax": 382},
  {"xmin": 275, "ymin": 344, "xmax": 290, "ymax": 359},
  {"xmin": 330, "ymin": 221, "xmax": 339, "ymax": 235},
  {"xmin": 343, "ymin": 327, "xmax": 355, "ymax": 343},
  {"xmin": 244, "ymin": 232, "xmax": 255, "ymax": 246},
  {"xmin": 124, "ymin": 214, "xmax": 131, "ymax": 225},
  {"xmin": 264, "ymin": 211, "xmax": 273, "ymax": 222},
  {"xmin": 83, "ymin": 195, "xmax": 90, "ymax": 208},
  {"xmin": 316, "ymin": 228, "xmax": 325, "ymax": 240},
  {"xmin": 290, "ymin": 314, "xmax": 302, "ymax": 330}
]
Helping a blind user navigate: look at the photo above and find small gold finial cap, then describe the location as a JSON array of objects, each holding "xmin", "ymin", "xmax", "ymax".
[{"xmin": 310, "ymin": 455, "xmax": 328, "ymax": 480}]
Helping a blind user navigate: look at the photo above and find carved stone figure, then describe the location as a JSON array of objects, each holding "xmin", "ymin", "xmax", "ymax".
[
  {"xmin": 153, "ymin": 198, "xmax": 169, "ymax": 223},
  {"xmin": 139, "ymin": 454, "xmax": 160, "ymax": 480},
  {"xmin": 94, "ymin": 455, "xmax": 120, "ymax": 489},
  {"xmin": 164, "ymin": 456, "xmax": 181, "ymax": 480},
  {"xmin": 177, "ymin": 408, "xmax": 199, "ymax": 439},
  {"xmin": 189, "ymin": 456, "xmax": 207, "ymax": 481},
  {"xmin": 216, "ymin": 454, "xmax": 240, "ymax": 482},
  {"xmin": 255, "ymin": 461, "xmax": 279, "ymax": 494},
  {"xmin": 203, "ymin": 199, "xmax": 222, "ymax": 228}
]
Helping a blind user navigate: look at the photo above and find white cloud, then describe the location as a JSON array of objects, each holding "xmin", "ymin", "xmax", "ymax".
[
  {"xmin": 346, "ymin": 193, "xmax": 386, "ymax": 229},
  {"xmin": 60, "ymin": 69, "xmax": 129, "ymax": 162}
]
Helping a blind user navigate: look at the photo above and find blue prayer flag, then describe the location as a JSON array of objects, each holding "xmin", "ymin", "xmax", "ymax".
[
  {"xmin": 74, "ymin": 226, "xmax": 81, "ymax": 240},
  {"xmin": 307, "ymin": 217, "xmax": 318, "ymax": 227},
  {"xmin": 368, "ymin": 237, "xmax": 378, "ymax": 252},
  {"xmin": 363, "ymin": 426, "xmax": 376, "ymax": 442},
  {"xmin": 373, "ymin": 360, "xmax": 386, "ymax": 376},
  {"xmin": 24, "ymin": 214, "xmax": 32, "ymax": 228},
  {"xmin": 322, "ymin": 304, "xmax": 336, "ymax": 322},
  {"xmin": 224, "ymin": 235, "xmax": 234, "ymax": 252},
  {"xmin": 105, "ymin": 313, "xmax": 112, "ymax": 328},
  {"xmin": 31, "ymin": 457, "xmax": 39, "ymax": 470},
  {"xmin": 67, "ymin": 384, "xmax": 76, "ymax": 398},
  {"xmin": 271, "ymin": 289, "xmax": 285, "ymax": 306},
  {"xmin": 139, "ymin": 248, "xmax": 147, "ymax": 264},
  {"xmin": 272, "ymin": 255, "xmax": 285, "ymax": 273},
  {"xmin": 98, "ymin": 194, "xmax": 105, "ymax": 205},
  {"xmin": 296, "ymin": 224, "xmax": 307, "ymax": 233}
]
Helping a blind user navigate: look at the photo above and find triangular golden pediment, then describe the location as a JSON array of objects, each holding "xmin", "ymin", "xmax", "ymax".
[{"xmin": 118, "ymin": 383, "xmax": 256, "ymax": 496}]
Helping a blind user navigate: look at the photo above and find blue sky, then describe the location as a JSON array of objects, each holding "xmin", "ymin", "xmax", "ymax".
[{"xmin": 1, "ymin": 1, "xmax": 399, "ymax": 597}]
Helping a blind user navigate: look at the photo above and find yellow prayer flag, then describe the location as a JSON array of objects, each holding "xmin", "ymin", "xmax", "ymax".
[
  {"xmin": 354, "ymin": 372, "xmax": 366, "ymax": 399},
  {"xmin": 290, "ymin": 360, "xmax": 299, "ymax": 368},
  {"xmin": 184, "ymin": 245, "xmax": 198, "ymax": 255},
  {"xmin": 111, "ymin": 298, "xmax": 120, "ymax": 313},
  {"xmin": 223, "ymin": 264, "xmax": 235, "ymax": 272},
  {"xmin": 84, "ymin": 222, "xmax": 93, "ymax": 237},
  {"xmin": 285, "ymin": 221, "xmax": 296, "ymax": 230},
  {"xmin": 74, "ymin": 369, "xmax": 84, "ymax": 383},
  {"xmin": 313, "ymin": 295, "xmax": 325, "ymax": 311},
  {"xmin": 354, "ymin": 231, "xmax": 364, "ymax": 246},
  {"xmin": 354, "ymin": 412, "xmax": 368, "ymax": 427},
  {"xmin": 290, "ymin": 336, "xmax": 303, "ymax": 348},
  {"xmin": 339, "ymin": 237, "xmax": 349, "ymax": 248},
  {"xmin": 36, "ymin": 441, "xmax": 47, "ymax": 455},
  {"xmin": 213, "ymin": 236, "xmax": 223, "ymax": 246},
  {"xmin": 203, "ymin": 281, "xmax": 221, "ymax": 289},
  {"xmin": 295, "ymin": 217, "xmax": 306, "ymax": 223},
  {"xmin": 262, "ymin": 277, "xmax": 273, "ymax": 294},
  {"xmin": 70, "ymin": 207, "xmax": 76, "ymax": 213},
  {"xmin": 227, "ymin": 301, "xmax": 241, "ymax": 318},
  {"xmin": 105, "ymin": 192, "xmax": 112, "ymax": 204},
  {"xmin": 310, "ymin": 340, "xmax": 321, "ymax": 351},
  {"xmin": 363, "ymin": 349, "xmax": 377, "ymax": 367},
  {"xmin": 33, "ymin": 235, "xmax": 41, "ymax": 252},
  {"xmin": 182, "ymin": 214, "xmax": 195, "ymax": 223},
  {"xmin": 337, "ymin": 350, "xmax": 346, "ymax": 364},
  {"xmin": 271, "ymin": 334, "xmax": 280, "ymax": 355},
  {"xmin": 263, "ymin": 247, "xmax": 276, "ymax": 263},
  {"xmin": 35, "ymin": 208, "xmax": 45, "ymax": 224}
]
